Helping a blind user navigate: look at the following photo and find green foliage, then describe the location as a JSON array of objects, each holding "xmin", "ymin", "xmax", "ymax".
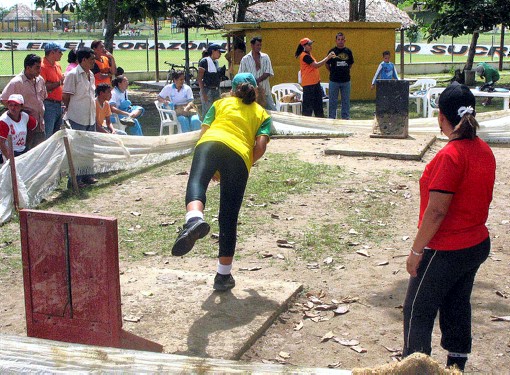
[{"xmin": 415, "ymin": 0, "xmax": 510, "ymax": 42}]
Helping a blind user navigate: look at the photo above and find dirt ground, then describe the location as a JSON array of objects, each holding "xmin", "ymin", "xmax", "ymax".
[{"xmin": 1, "ymin": 91, "xmax": 509, "ymax": 372}]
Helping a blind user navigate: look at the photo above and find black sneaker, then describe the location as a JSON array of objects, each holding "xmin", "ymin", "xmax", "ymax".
[
  {"xmin": 213, "ymin": 273, "xmax": 235, "ymax": 291},
  {"xmin": 171, "ymin": 218, "xmax": 210, "ymax": 256}
]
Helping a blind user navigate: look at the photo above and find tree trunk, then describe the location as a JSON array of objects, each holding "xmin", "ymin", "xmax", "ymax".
[
  {"xmin": 184, "ymin": 26, "xmax": 191, "ymax": 84},
  {"xmin": 236, "ymin": 0, "xmax": 248, "ymax": 22},
  {"xmin": 104, "ymin": 0, "xmax": 117, "ymax": 52},
  {"xmin": 464, "ymin": 31, "xmax": 479, "ymax": 71},
  {"xmin": 349, "ymin": 0, "xmax": 358, "ymax": 21},
  {"xmin": 358, "ymin": 0, "xmax": 366, "ymax": 21}
]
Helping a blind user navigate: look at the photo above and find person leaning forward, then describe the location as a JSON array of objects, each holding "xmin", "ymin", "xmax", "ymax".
[
  {"xmin": 40, "ymin": 42, "xmax": 66, "ymax": 139},
  {"xmin": 1, "ymin": 54, "xmax": 47, "ymax": 145}
]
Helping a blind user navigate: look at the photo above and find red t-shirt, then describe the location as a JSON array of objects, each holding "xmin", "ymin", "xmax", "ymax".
[{"xmin": 418, "ymin": 137, "xmax": 496, "ymax": 250}]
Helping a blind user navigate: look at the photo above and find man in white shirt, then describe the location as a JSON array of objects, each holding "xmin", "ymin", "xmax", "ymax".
[
  {"xmin": 238, "ymin": 37, "xmax": 276, "ymax": 110},
  {"xmin": 62, "ymin": 47, "xmax": 97, "ymax": 185}
]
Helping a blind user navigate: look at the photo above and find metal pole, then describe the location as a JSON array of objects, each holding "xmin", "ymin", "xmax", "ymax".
[
  {"xmin": 10, "ymin": 39, "xmax": 14, "ymax": 75},
  {"xmin": 499, "ymin": 25, "xmax": 505, "ymax": 71},
  {"xmin": 146, "ymin": 37, "xmax": 150, "ymax": 73},
  {"xmin": 7, "ymin": 135, "xmax": 20, "ymax": 212},
  {"xmin": 400, "ymin": 29, "xmax": 405, "ymax": 79}
]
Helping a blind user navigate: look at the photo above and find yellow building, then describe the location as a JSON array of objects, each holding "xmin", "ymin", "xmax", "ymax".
[{"xmin": 224, "ymin": 22, "xmax": 400, "ymax": 100}]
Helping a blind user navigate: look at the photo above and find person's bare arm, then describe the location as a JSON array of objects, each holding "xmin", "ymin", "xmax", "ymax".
[
  {"xmin": 253, "ymin": 135, "xmax": 269, "ymax": 163},
  {"xmin": 310, "ymin": 52, "xmax": 336, "ymax": 69},
  {"xmin": 0, "ymin": 138, "xmax": 11, "ymax": 159},
  {"xmin": 407, "ymin": 191, "xmax": 453, "ymax": 277}
]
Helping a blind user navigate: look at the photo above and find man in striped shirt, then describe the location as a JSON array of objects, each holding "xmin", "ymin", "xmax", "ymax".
[{"xmin": 238, "ymin": 37, "xmax": 276, "ymax": 110}]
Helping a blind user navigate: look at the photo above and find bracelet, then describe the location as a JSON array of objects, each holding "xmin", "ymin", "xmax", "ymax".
[{"xmin": 411, "ymin": 249, "xmax": 424, "ymax": 256}]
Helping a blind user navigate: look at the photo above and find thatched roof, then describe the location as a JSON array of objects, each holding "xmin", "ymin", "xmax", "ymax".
[
  {"xmin": 207, "ymin": 0, "xmax": 414, "ymax": 29},
  {"xmin": 4, "ymin": 4, "xmax": 42, "ymax": 22}
]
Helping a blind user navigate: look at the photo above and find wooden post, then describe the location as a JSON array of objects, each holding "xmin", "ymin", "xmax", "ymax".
[
  {"xmin": 7, "ymin": 134, "xmax": 20, "ymax": 211},
  {"xmin": 61, "ymin": 125, "xmax": 79, "ymax": 192}
]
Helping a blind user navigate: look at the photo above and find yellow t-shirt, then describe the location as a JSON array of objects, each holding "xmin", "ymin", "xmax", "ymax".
[{"xmin": 198, "ymin": 96, "xmax": 271, "ymax": 172}]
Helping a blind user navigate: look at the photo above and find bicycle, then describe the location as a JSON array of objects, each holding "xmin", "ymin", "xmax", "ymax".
[{"xmin": 164, "ymin": 61, "xmax": 199, "ymax": 87}]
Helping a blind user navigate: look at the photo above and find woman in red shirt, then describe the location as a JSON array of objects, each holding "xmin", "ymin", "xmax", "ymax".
[
  {"xmin": 403, "ymin": 82, "xmax": 496, "ymax": 371},
  {"xmin": 294, "ymin": 38, "xmax": 334, "ymax": 117}
]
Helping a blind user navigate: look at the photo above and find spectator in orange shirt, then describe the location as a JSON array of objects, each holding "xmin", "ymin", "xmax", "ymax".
[
  {"xmin": 40, "ymin": 42, "xmax": 66, "ymax": 139},
  {"xmin": 91, "ymin": 40, "xmax": 117, "ymax": 86},
  {"xmin": 95, "ymin": 83, "xmax": 126, "ymax": 135}
]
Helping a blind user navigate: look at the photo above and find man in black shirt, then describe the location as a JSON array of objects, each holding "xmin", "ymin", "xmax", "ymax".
[
  {"xmin": 198, "ymin": 43, "xmax": 226, "ymax": 116},
  {"xmin": 326, "ymin": 32, "xmax": 354, "ymax": 119}
]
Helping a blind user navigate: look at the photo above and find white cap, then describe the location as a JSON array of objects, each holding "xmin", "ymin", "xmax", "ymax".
[{"xmin": 7, "ymin": 94, "xmax": 24, "ymax": 105}]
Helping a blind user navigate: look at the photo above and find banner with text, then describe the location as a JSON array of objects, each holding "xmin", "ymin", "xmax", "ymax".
[{"xmin": 0, "ymin": 40, "xmax": 508, "ymax": 58}]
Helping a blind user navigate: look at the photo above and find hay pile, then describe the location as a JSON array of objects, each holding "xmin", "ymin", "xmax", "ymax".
[{"xmin": 352, "ymin": 353, "xmax": 462, "ymax": 375}]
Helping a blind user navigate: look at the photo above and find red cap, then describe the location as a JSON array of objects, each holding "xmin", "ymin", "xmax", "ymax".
[{"xmin": 300, "ymin": 38, "xmax": 313, "ymax": 46}]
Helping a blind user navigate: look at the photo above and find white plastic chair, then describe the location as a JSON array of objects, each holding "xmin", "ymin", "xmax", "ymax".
[
  {"xmin": 426, "ymin": 88, "xmax": 444, "ymax": 118},
  {"xmin": 320, "ymin": 82, "xmax": 330, "ymax": 115},
  {"xmin": 110, "ymin": 113, "xmax": 127, "ymax": 133},
  {"xmin": 271, "ymin": 83, "xmax": 303, "ymax": 115},
  {"xmin": 409, "ymin": 78, "xmax": 437, "ymax": 116},
  {"xmin": 154, "ymin": 101, "xmax": 181, "ymax": 135}
]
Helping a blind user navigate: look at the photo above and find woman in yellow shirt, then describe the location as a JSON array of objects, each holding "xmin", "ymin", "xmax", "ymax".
[{"xmin": 171, "ymin": 73, "xmax": 272, "ymax": 291}]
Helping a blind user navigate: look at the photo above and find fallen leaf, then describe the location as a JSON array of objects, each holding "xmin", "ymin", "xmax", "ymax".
[
  {"xmin": 356, "ymin": 249, "xmax": 370, "ymax": 257},
  {"xmin": 159, "ymin": 221, "xmax": 176, "ymax": 227},
  {"xmin": 277, "ymin": 243, "xmax": 294, "ymax": 249},
  {"xmin": 323, "ymin": 257, "xmax": 333, "ymax": 265},
  {"xmin": 0, "ymin": 241, "xmax": 12, "ymax": 249},
  {"xmin": 284, "ymin": 178, "xmax": 299, "ymax": 186},
  {"xmin": 304, "ymin": 301, "xmax": 314, "ymax": 309},
  {"xmin": 131, "ymin": 211, "xmax": 141, "ymax": 216},
  {"xmin": 383, "ymin": 345, "xmax": 400, "ymax": 353},
  {"xmin": 496, "ymin": 290, "xmax": 509, "ymax": 298},
  {"xmin": 239, "ymin": 266, "xmax": 262, "ymax": 271},
  {"xmin": 350, "ymin": 345, "xmax": 367, "ymax": 353},
  {"xmin": 501, "ymin": 220, "xmax": 509, "ymax": 225},
  {"xmin": 333, "ymin": 305, "xmax": 350, "ymax": 315},
  {"xmin": 333, "ymin": 338, "xmax": 359, "ymax": 346},
  {"xmin": 327, "ymin": 362, "xmax": 342, "ymax": 368},
  {"xmin": 176, "ymin": 171, "xmax": 188, "ymax": 175},
  {"xmin": 349, "ymin": 228, "xmax": 359, "ymax": 235},
  {"xmin": 143, "ymin": 251, "xmax": 157, "ymax": 256},
  {"xmin": 123, "ymin": 316, "xmax": 141, "ymax": 323},
  {"xmin": 490, "ymin": 315, "xmax": 510, "ymax": 322},
  {"xmin": 304, "ymin": 310, "xmax": 319, "ymax": 319},
  {"xmin": 141, "ymin": 291, "xmax": 153, "ymax": 297},
  {"xmin": 286, "ymin": 217, "xmax": 294, "ymax": 221},
  {"xmin": 276, "ymin": 254, "xmax": 285, "ymax": 260},
  {"xmin": 315, "ymin": 304, "xmax": 337, "ymax": 311},
  {"xmin": 308, "ymin": 296, "xmax": 323, "ymax": 304},
  {"xmin": 307, "ymin": 263, "xmax": 320, "ymax": 269},
  {"xmin": 347, "ymin": 242, "xmax": 360, "ymax": 246},
  {"xmin": 135, "ymin": 197, "xmax": 143, "ymax": 201},
  {"xmin": 341, "ymin": 296, "xmax": 359, "ymax": 304},
  {"xmin": 377, "ymin": 261, "xmax": 389, "ymax": 266},
  {"xmin": 211, "ymin": 233, "xmax": 219, "ymax": 239},
  {"xmin": 260, "ymin": 252, "xmax": 273, "ymax": 258},
  {"xmin": 271, "ymin": 213, "xmax": 280, "ymax": 219},
  {"xmin": 278, "ymin": 351, "xmax": 291, "ymax": 359},
  {"xmin": 402, "ymin": 236, "xmax": 410, "ymax": 241},
  {"xmin": 294, "ymin": 321, "xmax": 304, "ymax": 331},
  {"xmin": 320, "ymin": 331, "xmax": 335, "ymax": 342}
]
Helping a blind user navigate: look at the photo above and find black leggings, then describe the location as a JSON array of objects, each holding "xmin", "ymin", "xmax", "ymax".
[
  {"xmin": 186, "ymin": 141, "xmax": 249, "ymax": 258},
  {"xmin": 302, "ymin": 82, "xmax": 325, "ymax": 117},
  {"xmin": 403, "ymin": 237, "xmax": 490, "ymax": 357}
]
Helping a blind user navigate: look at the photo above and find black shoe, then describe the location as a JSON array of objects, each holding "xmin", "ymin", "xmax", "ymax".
[
  {"xmin": 213, "ymin": 273, "xmax": 235, "ymax": 291},
  {"xmin": 119, "ymin": 117, "xmax": 135, "ymax": 126},
  {"xmin": 171, "ymin": 218, "xmax": 210, "ymax": 256}
]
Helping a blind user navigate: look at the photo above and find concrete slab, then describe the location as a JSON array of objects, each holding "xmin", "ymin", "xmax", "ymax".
[
  {"xmin": 325, "ymin": 133, "xmax": 437, "ymax": 160},
  {"xmin": 120, "ymin": 267, "xmax": 302, "ymax": 360}
]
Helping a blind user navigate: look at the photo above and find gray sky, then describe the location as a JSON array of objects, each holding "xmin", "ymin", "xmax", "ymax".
[{"xmin": 3, "ymin": 0, "xmax": 38, "ymax": 10}]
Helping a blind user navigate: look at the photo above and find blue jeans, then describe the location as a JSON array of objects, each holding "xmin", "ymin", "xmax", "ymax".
[
  {"xmin": 201, "ymin": 88, "xmax": 220, "ymax": 117},
  {"xmin": 329, "ymin": 81, "xmax": 351, "ymax": 119},
  {"xmin": 44, "ymin": 100, "xmax": 63, "ymax": 139},
  {"xmin": 177, "ymin": 114, "xmax": 202, "ymax": 132}
]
